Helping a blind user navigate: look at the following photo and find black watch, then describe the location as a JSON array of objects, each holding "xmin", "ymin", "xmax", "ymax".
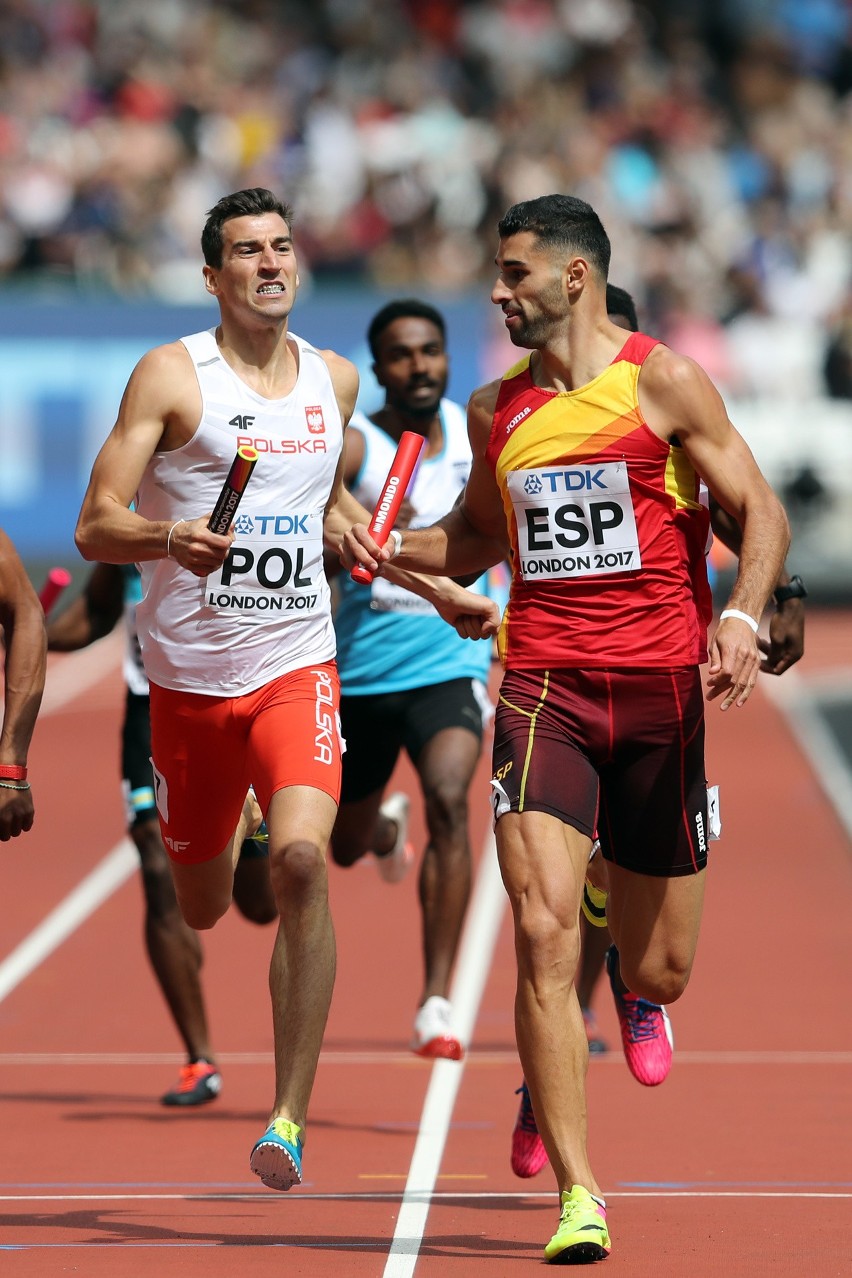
[{"xmin": 773, "ymin": 575, "xmax": 807, "ymax": 605}]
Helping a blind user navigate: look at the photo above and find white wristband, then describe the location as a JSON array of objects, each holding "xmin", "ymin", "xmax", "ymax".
[
  {"xmin": 387, "ymin": 529, "xmax": 402, "ymax": 560},
  {"xmin": 719, "ymin": 608, "xmax": 759, "ymax": 634},
  {"xmin": 167, "ymin": 519, "xmax": 186, "ymax": 558}
]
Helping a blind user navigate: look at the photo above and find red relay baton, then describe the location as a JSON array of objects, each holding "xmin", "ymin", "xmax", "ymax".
[
  {"xmin": 38, "ymin": 567, "xmax": 72, "ymax": 616},
  {"xmin": 207, "ymin": 445, "xmax": 259, "ymax": 535},
  {"xmin": 350, "ymin": 430, "xmax": 425, "ymax": 585}
]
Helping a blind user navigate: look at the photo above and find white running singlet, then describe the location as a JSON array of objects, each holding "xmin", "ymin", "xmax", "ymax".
[{"xmin": 135, "ymin": 328, "xmax": 343, "ymax": 695}]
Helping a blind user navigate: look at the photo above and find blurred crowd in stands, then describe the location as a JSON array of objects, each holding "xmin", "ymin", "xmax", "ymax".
[{"xmin": 2, "ymin": 0, "xmax": 852, "ymax": 402}]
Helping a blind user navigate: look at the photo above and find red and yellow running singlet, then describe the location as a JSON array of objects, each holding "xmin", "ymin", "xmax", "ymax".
[{"xmin": 486, "ymin": 333, "xmax": 712, "ymax": 670}]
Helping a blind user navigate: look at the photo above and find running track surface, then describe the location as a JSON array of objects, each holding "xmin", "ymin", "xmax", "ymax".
[{"xmin": 1, "ymin": 612, "xmax": 851, "ymax": 1276}]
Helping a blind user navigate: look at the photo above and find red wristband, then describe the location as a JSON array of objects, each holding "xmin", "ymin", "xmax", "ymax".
[{"xmin": 0, "ymin": 764, "xmax": 27, "ymax": 781}]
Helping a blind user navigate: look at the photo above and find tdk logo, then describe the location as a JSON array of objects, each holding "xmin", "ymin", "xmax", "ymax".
[
  {"xmin": 524, "ymin": 474, "xmax": 543, "ymax": 496},
  {"xmin": 252, "ymin": 514, "xmax": 310, "ymax": 535},
  {"xmin": 226, "ymin": 513, "xmax": 313, "ymax": 539},
  {"xmin": 540, "ymin": 469, "xmax": 609, "ymax": 492}
]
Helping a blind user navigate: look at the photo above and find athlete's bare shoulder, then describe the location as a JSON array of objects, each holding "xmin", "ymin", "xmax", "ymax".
[
  {"xmin": 638, "ymin": 343, "xmax": 723, "ymax": 443},
  {"xmin": 119, "ymin": 340, "xmax": 200, "ymax": 449},
  {"xmin": 641, "ymin": 342, "xmax": 705, "ymax": 393},
  {"xmin": 318, "ymin": 347, "xmax": 360, "ymax": 426},
  {"xmin": 467, "ymin": 377, "xmax": 502, "ymax": 451},
  {"xmin": 133, "ymin": 338, "xmax": 191, "ymax": 375}
]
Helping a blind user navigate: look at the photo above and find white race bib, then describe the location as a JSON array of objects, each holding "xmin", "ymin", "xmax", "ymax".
[
  {"xmin": 508, "ymin": 461, "xmax": 641, "ymax": 581},
  {"xmin": 204, "ymin": 510, "xmax": 325, "ymax": 620}
]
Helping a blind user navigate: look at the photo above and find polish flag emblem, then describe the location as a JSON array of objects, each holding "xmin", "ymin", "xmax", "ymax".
[{"xmin": 306, "ymin": 406, "xmax": 325, "ymax": 434}]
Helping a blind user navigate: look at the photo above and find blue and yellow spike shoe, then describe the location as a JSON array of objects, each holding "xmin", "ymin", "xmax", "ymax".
[
  {"xmin": 249, "ymin": 1118, "xmax": 304, "ymax": 1191},
  {"xmin": 544, "ymin": 1185, "xmax": 611, "ymax": 1264}
]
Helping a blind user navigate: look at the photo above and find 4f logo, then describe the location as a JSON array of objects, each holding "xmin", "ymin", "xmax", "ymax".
[
  {"xmin": 305, "ymin": 405, "xmax": 325, "ymax": 434},
  {"xmin": 229, "ymin": 414, "xmax": 256, "ymax": 429}
]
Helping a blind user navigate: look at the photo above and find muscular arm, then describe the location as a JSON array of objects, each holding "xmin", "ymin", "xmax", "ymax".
[
  {"xmin": 75, "ymin": 343, "xmax": 233, "ymax": 576},
  {"xmin": 639, "ymin": 349, "xmax": 790, "ymax": 709},
  {"xmin": 0, "ymin": 530, "xmax": 46, "ymax": 839},
  {"xmin": 46, "ymin": 563, "xmax": 124, "ymax": 652}
]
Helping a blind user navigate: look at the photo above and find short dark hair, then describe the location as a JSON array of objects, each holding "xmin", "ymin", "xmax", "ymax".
[
  {"xmin": 605, "ymin": 284, "xmax": 639, "ymax": 332},
  {"xmin": 497, "ymin": 194, "xmax": 611, "ymax": 279},
  {"xmin": 367, "ymin": 298, "xmax": 446, "ymax": 360},
  {"xmin": 201, "ymin": 188, "xmax": 294, "ymax": 267}
]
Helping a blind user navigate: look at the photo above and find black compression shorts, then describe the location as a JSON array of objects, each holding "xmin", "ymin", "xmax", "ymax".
[{"xmin": 339, "ymin": 677, "xmax": 489, "ymax": 804}]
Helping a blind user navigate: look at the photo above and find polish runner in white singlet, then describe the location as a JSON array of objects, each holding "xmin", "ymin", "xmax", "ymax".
[{"xmin": 75, "ymin": 188, "xmax": 497, "ymax": 1196}]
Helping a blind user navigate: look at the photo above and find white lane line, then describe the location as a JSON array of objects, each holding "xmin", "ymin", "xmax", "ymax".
[
  {"xmin": 383, "ymin": 829, "xmax": 506, "ymax": 1278},
  {"xmin": 0, "ymin": 839, "xmax": 137, "ymax": 1004},
  {"xmin": 0, "ymin": 1189, "xmax": 848, "ymax": 1204}
]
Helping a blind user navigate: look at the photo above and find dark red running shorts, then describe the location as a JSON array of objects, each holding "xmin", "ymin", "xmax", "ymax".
[{"xmin": 490, "ymin": 666, "xmax": 708, "ymax": 877}]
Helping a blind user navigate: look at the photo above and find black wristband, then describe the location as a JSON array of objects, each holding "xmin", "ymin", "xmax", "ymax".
[{"xmin": 773, "ymin": 575, "xmax": 807, "ymax": 605}]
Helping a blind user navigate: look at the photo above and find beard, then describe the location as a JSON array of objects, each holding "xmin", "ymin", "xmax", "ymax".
[
  {"xmin": 508, "ymin": 314, "xmax": 552, "ymax": 348},
  {"xmin": 507, "ymin": 278, "xmax": 565, "ymax": 348}
]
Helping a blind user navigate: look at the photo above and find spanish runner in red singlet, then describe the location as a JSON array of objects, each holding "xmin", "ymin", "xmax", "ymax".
[
  {"xmin": 342, "ymin": 194, "xmax": 791, "ymax": 1265},
  {"xmin": 504, "ymin": 283, "xmax": 807, "ymax": 1186}
]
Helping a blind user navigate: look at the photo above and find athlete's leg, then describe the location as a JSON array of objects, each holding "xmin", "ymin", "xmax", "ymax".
[
  {"xmin": 233, "ymin": 852, "xmax": 277, "ymax": 924},
  {"xmin": 132, "ymin": 815, "xmax": 213, "ymax": 1060},
  {"xmin": 237, "ymin": 664, "xmax": 343, "ymax": 1189},
  {"xmin": 576, "ymin": 833, "xmax": 611, "ymax": 1018},
  {"xmin": 231, "ymin": 789, "xmax": 277, "ymax": 924},
  {"xmin": 169, "ymin": 786, "xmax": 256, "ymax": 930},
  {"xmin": 121, "ymin": 692, "xmax": 215, "ymax": 1063},
  {"xmin": 598, "ymin": 668, "xmax": 709, "ymax": 1004},
  {"xmin": 606, "ymin": 864, "xmax": 707, "ymax": 1004},
  {"xmin": 576, "ymin": 915, "xmax": 611, "ymax": 1019},
  {"xmin": 148, "ymin": 684, "xmax": 254, "ymax": 931},
  {"xmin": 413, "ymin": 724, "xmax": 480, "ymax": 1003},
  {"xmin": 497, "ymin": 809, "xmax": 602, "ymax": 1198},
  {"xmin": 329, "ymin": 789, "xmax": 387, "ymax": 865},
  {"xmin": 330, "ymin": 691, "xmax": 401, "ymax": 867},
  {"xmin": 264, "ymin": 784, "xmax": 338, "ymax": 1128}
]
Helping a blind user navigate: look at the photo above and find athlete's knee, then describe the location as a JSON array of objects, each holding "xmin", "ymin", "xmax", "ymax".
[
  {"xmin": 328, "ymin": 806, "xmax": 372, "ymax": 868},
  {"xmin": 133, "ymin": 820, "xmax": 180, "ymax": 920},
  {"xmin": 422, "ymin": 776, "xmax": 470, "ymax": 842},
  {"xmin": 328, "ymin": 832, "xmax": 367, "ymax": 868},
  {"xmin": 233, "ymin": 861, "xmax": 277, "ymax": 926},
  {"xmin": 513, "ymin": 896, "xmax": 582, "ymax": 982},
  {"xmin": 619, "ymin": 947, "xmax": 694, "ymax": 1004},
  {"xmin": 234, "ymin": 895, "xmax": 277, "ymax": 926},
  {"xmin": 177, "ymin": 892, "xmax": 230, "ymax": 931},
  {"xmin": 271, "ymin": 840, "xmax": 328, "ymax": 902}
]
